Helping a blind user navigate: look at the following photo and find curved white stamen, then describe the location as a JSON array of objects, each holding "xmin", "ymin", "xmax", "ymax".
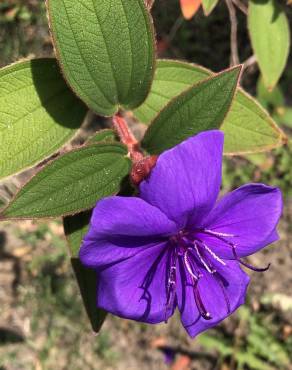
[
  {"xmin": 200, "ymin": 241, "xmax": 226, "ymax": 266},
  {"xmin": 203, "ymin": 229, "xmax": 236, "ymax": 238},
  {"xmin": 193, "ymin": 243, "xmax": 213, "ymax": 274},
  {"xmin": 184, "ymin": 249, "xmax": 199, "ymax": 280}
]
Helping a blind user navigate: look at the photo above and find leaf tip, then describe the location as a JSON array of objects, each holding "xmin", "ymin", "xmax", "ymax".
[{"xmin": 180, "ymin": 0, "xmax": 201, "ymax": 19}]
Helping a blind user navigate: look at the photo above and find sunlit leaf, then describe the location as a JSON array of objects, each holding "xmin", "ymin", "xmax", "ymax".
[
  {"xmin": 248, "ymin": 0, "xmax": 290, "ymax": 90},
  {"xmin": 142, "ymin": 65, "xmax": 241, "ymax": 154},
  {"xmin": 47, "ymin": 0, "xmax": 156, "ymax": 116},
  {"xmin": 1, "ymin": 143, "xmax": 131, "ymax": 219},
  {"xmin": 134, "ymin": 60, "xmax": 286, "ymax": 154},
  {"xmin": 0, "ymin": 59, "xmax": 87, "ymax": 180},
  {"xmin": 202, "ymin": 0, "xmax": 219, "ymax": 15}
]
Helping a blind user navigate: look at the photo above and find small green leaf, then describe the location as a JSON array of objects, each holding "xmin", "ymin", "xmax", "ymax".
[
  {"xmin": 0, "ymin": 59, "xmax": 87, "ymax": 180},
  {"xmin": 276, "ymin": 107, "xmax": 292, "ymax": 128},
  {"xmin": 62, "ymin": 166, "xmax": 134, "ymax": 331},
  {"xmin": 2, "ymin": 143, "xmax": 131, "ymax": 219},
  {"xmin": 224, "ymin": 90, "xmax": 286, "ymax": 154},
  {"xmin": 64, "ymin": 212, "xmax": 107, "ymax": 333},
  {"xmin": 64, "ymin": 211, "xmax": 91, "ymax": 257},
  {"xmin": 202, "ymin": 0, "xmax": 219, "ymax": 15},
  {"xmin": 248, "ymin": 0, "xmax": 290, "ymax": 90},
  {"xmin": 72, "ymin": 258, "xmax": 107, "ymax": 333},
  {"xmin": 142, "ymin": 66, "xmax": 241, "ymax": 154},
  {"xmin": 134, "ymin": 60, "xmax": 286, "ymax": 154},
  {"xmin": 134, "ymin": 61, "xmax": 210, "ymax": 124},
  {"xmin": 257, "ymin": 77, "xmax": 284, "ymax": 108},
  {"xmin": 87, "ymin": 129, "xmax": 118, "ymax": 144},
  {"xmin": 47, "ymin": 0, "xmax": 155, "ymax": 116}
]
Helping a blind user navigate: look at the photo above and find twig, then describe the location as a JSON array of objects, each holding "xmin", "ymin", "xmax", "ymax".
[
  {"xmin": 145, "ymin": 0, "xmax": 155, "ymax": 10},
  {"xmin": 243, "ymin": 55, "xmax": 257, "ymax": 70},
  {"xmin": 168, "ymin": 16, "xmax": 184, "ymax": 44},
  {"xmin": 225, "ymin": 0, "xmax": 240, "ymax": 66},
  {"xmin": 231, "ymin": 0, "xmax": 248, "ymax": 15}
]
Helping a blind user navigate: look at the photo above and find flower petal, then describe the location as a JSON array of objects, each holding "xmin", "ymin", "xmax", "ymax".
[
  {"xmin": 96, "ymin": 243, "xmax": 175, "ymax": 324},
  {"xmin": 176, "ymin": 258, "xmax": 249, "ymax": 337},
  {"xmin": 201, "ymin": 184, "xmax": 283, "ymax": 258},
  {"xmin": 140, "ymin": 131, "xmax": 224, "ymax": 228},
  {"xmin": 79, "ymin": 196, "xmax": 177, "ymax": 268}
]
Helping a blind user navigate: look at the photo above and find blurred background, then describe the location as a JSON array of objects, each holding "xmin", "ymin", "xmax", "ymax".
[{"xmin": 0, "ymin": 0, "xmax": 292, "ymax": 369}]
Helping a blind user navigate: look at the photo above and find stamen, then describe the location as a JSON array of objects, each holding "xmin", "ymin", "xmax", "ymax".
[
  {"xmin": 165, "ymin": 251, "xmax": 177, "ymax": 323},
  {"xmin": 203, "ymin": 229, "xmax": 237, "ymax": 238},
  {"xmin": 193, "ymin": 278, "xmax": 212, "ymax": 320},
  {"xmin": 199, "ymin": 240, "xmax": 226, "ymax": 266},
  {"xmin": 238, "ymin": 259, "xmax": 270, "ymax": 272},
  {"xmin": 184, "ymin": 249, "xmax": 200, "ymax": 280},
  {"xmin": 193, "ymin": 242, "xmax": 213, "ymax": 274},
  {"xmin": 201, "ymin": 229, "xmax": 270, "ymax": 273},
  {"xmin": 182, "ymin": 246, "xmax": 212, "ymax": 321}
]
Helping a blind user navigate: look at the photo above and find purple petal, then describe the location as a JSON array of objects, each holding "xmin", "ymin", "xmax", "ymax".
[
  {"xmin": 79, "ymin": 196, "xmax": 177, "ymax": 268},
  {"xmin": 200, "ymin": 184, "xmax": 283, "ymax": 258},
  {"xmin": 140, "ymin": 131, "xmax": 224, "ymax": 228},
  {"xmin": 176, "ymin": 259, "xmax": 250, "ymax": 337},
  {"xmin": 96, "ymin": 243, "xmax": 175, "ymax": 324}
]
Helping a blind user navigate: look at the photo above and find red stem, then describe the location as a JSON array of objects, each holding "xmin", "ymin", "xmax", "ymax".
[
  {"xmin": 112, "ymin": 114, "xmax": 158, "ymax": 185},
  {"xmin": 112, "ymin": 115, "xmax": 143, "ymax": 162}
]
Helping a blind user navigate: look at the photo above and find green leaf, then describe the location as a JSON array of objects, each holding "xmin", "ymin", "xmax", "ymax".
[
  {"xmin": 197, "ymin": 333, "xmax": 233, "ymax": 357},
  {"xmin": 225, "ymin": 90, "xmax": 286, "ymax": 154},
  {"xmin": 0, "ymin": 59, "xmax": 87, "ymax": 180},
  {"xmin": 1, "ymin": 143, "xmax": 131, "ymax": 219},
  {"xmin": 248, "ymin": 0, "xmax": 290, "ymax": 90},
  {"xmin": 142, "ymin": 65, "xmax": 241, "ymax": 154},
  {"xmin": 202, "ymin": 0, "xmax": 219, "ymax": 15},
  {"xmin": 64, "ymin": 212, "xmax": 107, "ymax": 333},
  {"xmin": 64, "ymin": 211, "xmax": 91, "ymax": 257},
  {"xmin": 275, "ymin": 107, "xmax": 292, "ymax": 128},
  {"xmin": 257, "ymin": 77, "xmax": 284, "ymax": 109},
  {"xmin": 134, "ymin": 60, "xmax": 286, "ymax": 154},
  {"xmin": 47, "ymin": 0, "xmax": 155, "ymax": 117},
  {"xmin": 87, "ymin": 129, "xmax": 118, "ymax": 144},
  {"xmin": 71, "ymin": 258, "xmax": 107, "ymax": 333},
  {"xmin": 133, "ymin": 61, "xmax": 210, "ymax": 124}
]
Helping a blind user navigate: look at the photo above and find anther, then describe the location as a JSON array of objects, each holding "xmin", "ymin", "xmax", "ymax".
[{"xmin": 193, "ymin": 279, "xmax": 212, "ymax": 320}]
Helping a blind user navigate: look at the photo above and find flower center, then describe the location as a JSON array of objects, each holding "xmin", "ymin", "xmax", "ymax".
[{"xmin": 164, "ymin": 228, "xmax": 270, "ymax": 323}]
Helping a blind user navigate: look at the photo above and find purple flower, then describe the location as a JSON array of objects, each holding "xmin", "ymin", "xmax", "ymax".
[{"xmin": 79, "ymin": 131, "xmax": 282, "ymax": 337}]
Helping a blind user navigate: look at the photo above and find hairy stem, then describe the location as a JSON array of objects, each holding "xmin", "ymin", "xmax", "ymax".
[
  {"xmin": 112, "ymin": 114, "xmax": 143, "ymax": 162},
  {"xmin": 112, "ymin": 114, "xmax": 157, "ymax": 185}
]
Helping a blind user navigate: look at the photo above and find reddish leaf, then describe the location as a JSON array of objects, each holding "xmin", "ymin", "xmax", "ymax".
[{"xmin": 180, "ymin": 0, "xmax": 201, "ymax": 19}]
